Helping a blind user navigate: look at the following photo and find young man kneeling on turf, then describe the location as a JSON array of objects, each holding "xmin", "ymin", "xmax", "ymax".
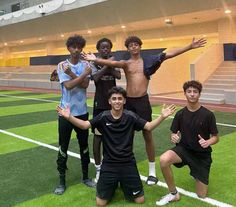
[
  {"xmin": 156, "ymin": 80, "xmax": 219, "ymax": 206},
  {"xmin": 57, "ymin": 86, "xmax": 175, "ymax": 206}
]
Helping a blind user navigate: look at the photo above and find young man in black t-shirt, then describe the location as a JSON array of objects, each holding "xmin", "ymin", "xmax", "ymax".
[
  {"xmin": 91, "ymin": 38, "xmax": 121, "ymax": 183},
  {"xmin": 156, "ymin": 80, "xmax": 219, "ymax": 206},
  {"xmin": 57, "ymin": 86, "xmax": 175, "ymax": 206},
  {"xmin": 82, "ymin": 37, "xmax": 207, "ymax": 186}
]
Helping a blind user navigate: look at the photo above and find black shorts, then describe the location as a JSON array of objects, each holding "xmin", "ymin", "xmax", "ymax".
[
  {"xmin": 125, "ymin": 94, "xmax": 152, "ymax": 121},
  {"xmin": 96, "ymin": 163, "xmax": 144, "ymax": 201},
  {"xmin": 171, "ymin": 145, "xmax": 212, "ymax": 185}
]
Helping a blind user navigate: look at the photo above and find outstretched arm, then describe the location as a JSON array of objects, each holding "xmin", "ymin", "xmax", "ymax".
[
  {"xmin": 165, "ymin": 37, "xmax": 206, "ymax": 60},
  {"xmin": 81, "ymin": 52, "xmax": 127, "ymax": 69},
  {"xmin": 144, "ymin": 104, "xmax": 176, "ymax": 131},
  {"xmin": 56, "ymin": 106, "xmax": 91, "ymax": 130},
  {"xmin": 92, "ymin": 57, "xmax": 121, "ymax": 82}
]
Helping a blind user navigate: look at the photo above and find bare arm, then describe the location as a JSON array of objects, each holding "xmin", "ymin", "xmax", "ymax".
[
  {"xmin": 80, "ymin": 77, "xmax": 90, "ymax": 89},
  {"xmin": 110, "ymin": 68, "xmax": 121, "ymax": 80},
  {"xmin": 144, "ymin": 104, "xmax": 176, "ymax": 131},
  {"xmin": 63, "ymin": 65, "xmax": 90, "ymax": 89},
  {"xmin": 165, "ymin": 37, "xmax": 207, "ymax": 60},
  {"xmin": 56, "ymin": 106, "xmax": 91, "ymax": 130},
  {"xmin": 93, "ymin": 67, "xmax": 121, "ymax": 82},
  {"xmin": 81, "ymin": 52, "xmax": 127, "ymax": 69},
  {"xmin": 198, "ymin": 134, "xmax": 219, "ymax": 148},
  {"xmin": 63, "ymin": 66, "xmax": 91, "ymax": 90}
]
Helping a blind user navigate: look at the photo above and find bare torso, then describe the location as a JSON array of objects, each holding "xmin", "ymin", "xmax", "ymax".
[{"xmin": 124, "ymin": 58, "xmax": 149, "ymax": 97}]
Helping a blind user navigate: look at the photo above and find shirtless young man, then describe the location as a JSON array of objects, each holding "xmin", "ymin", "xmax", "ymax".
[{"xmin": 82, "ymin": 36, "xmax": 206, "ymax": 185}]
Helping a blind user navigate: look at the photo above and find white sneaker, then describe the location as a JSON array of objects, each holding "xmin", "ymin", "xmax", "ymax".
[{"xmin": 156, "ymin": 192, "xmax": 180, "ymax": 205}]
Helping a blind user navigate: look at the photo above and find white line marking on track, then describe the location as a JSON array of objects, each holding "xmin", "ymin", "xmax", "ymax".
[
  {"xmin": 0, "ymin": 93, "xmax": 235, "ymax": 128},
  {"xmin": 0, "ymin": 94, "xmax": 58, "ymax": 103},
  {"xmin": 152, "ymin": 113, "xmax": 236, "ymax": 128},
  {"xmin": 0, "ymin": 129, "xmax": 234, "ymax": 207}
]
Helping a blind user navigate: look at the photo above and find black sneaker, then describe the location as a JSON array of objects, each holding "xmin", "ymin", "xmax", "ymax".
[
  {"xmin": 54, "ymin": 184, "xmax": 66, "ymax": 195},
  {"xmin": 82, "ymin": 179, "xmax": 96, "ymax": 188}
]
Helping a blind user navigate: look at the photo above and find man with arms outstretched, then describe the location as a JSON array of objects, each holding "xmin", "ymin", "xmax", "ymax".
[
  {"xmin": 82, "ymin": 36, "xmax": 206, "ymax": 185},
  {"xmin": 57, "ymin": 86, "xmax": 176, "ymax": 206}
]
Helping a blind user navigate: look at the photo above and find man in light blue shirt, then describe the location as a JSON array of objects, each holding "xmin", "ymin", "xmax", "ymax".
[{"xmin": 54, "ymin": 34, "xmax": 95, "ymax": 195}]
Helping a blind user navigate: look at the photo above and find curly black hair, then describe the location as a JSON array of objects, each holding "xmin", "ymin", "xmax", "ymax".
[
  {"xmin": 66, "ymin": 34, "xmax": 86, "ymax": 48},
  {"xmin": 124, "ymin": 36, "xmax": 142, "ymax": 48},
  {"xmin": 96, "ymin": 38, "xmax": 113, "ymax": 50},
  {"xmin": 183, "ymin": 80, "xmax": 202, "ymax": 93}
]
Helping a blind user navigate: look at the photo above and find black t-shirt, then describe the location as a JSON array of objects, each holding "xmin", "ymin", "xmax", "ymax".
[
  {"xmin": 171, "ymin": 106, "xmax": 218, "ymax": 153},
  {"xmin": 89, "ymin": 109, "xmax": 147, "ymax": 164},
  {"xmin": 92, "ymin": 64, "xmax": 117, "ymax": 110}
]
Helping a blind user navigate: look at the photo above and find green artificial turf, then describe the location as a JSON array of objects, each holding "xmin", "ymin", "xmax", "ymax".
[{"xmin": 0, "ymin": 90, "xmax": 235, "ymax": 207}]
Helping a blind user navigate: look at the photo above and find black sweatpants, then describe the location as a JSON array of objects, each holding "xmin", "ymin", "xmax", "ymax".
[{"xmin": 57, "ymin": 113, "xmax": 90, "ymax": 180}]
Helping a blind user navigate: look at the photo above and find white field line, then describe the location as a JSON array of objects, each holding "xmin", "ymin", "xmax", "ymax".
[
  {"xmin": 0, "ymin": 129, "xmax": 234, "ymax": 207},
  {"xmin": 0, "ymin": 94, "xmax": 59, "ymax": 103},
  {"xmin": 0, "ymin": 93, "xmax": 235, "ymax": 128},
  {"xmin": 152, "ymin": 114, "xmax": 236, "ymax": 128}
]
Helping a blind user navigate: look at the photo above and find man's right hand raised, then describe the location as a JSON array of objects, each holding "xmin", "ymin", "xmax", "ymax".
[{"xmin": 81, "ymin": 52, "xmax": 96, "ymax": 61}]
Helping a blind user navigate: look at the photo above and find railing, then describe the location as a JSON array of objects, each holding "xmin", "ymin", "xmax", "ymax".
[{"xmin": 0, "ymin": 0, "xmax": 107, "ymax": 26}]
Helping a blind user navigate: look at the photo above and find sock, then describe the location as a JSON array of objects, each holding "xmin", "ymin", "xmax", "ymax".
[
  {"xmin": 149, "ymin": 161, "xmax": 156, "ymax": 177},
  {"xmin": 171, "ymin": 189, "xmax": 178, "ymax": 195},
  {"xmin": 95, "ymin": 164, "xmax": 101, "ymax": 171},
  {"xmin": 95, "ymin": 164, "xmax": 101, "ymax": 182}
]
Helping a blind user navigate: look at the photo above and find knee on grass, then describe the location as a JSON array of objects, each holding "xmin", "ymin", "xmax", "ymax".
[
  {"xmin": 96, "ymin": 197, "xmax": 108, "ymax": 206},
  {"xmin": 134, "ymin": 195, "xmax": 145, "ymax": 204}
]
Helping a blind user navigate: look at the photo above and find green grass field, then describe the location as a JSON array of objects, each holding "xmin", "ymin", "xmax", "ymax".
[{"xmin": 0, "ymin": 90, "xmax": 235, "ymax": 207}]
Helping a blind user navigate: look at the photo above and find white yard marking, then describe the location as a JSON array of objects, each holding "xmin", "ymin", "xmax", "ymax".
[
  {"xmin": 1, "ymin": 92, "xmax": 236, "ymax": 206},
  {"xmin": 0, "ymin": 93, "xmax": 235, "ymax": 128},
  {"xmin": 152, "ymin": 113, "xmax": 236, "ymax": 128},
  {"xmin": 0, "ymin": 94, "xmax": 59, "ymax": 103},
  {"xmin": 0, "ymin": 129, "xmax": 234, "ymax": 207}
]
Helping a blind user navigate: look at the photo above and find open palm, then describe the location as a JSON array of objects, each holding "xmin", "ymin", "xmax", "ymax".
[
  {"xmin": 191, "ymin": 37, "xmax": 207, "ymax": 49},
  {"xmin": 161, "ymin": 104, "xmax": 176, "ymax": 118}
]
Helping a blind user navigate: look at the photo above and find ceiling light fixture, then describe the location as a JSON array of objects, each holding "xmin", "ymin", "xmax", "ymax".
[
  {"xmin": 60, "ymin": 34, "xmax": 64, "ymax": 38},
  {"xmin": 87, "ymin": 30, "xmax": 92, "ymax": 34},
  {"xmin": 121, "ymin": 25, "xmax": 126, "ymax": 29},
  {"xmin": 165, "ymin": 18, "xmax": 173, "ymax": 26},
  {"xmin": 225, "ymin": 9, "xmax": 231, "ymax": 14}
]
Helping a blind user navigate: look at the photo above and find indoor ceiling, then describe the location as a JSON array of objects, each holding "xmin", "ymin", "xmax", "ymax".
[{"xmin": 0, "ymin": 0, "xmax": 236, "ymax": 48}]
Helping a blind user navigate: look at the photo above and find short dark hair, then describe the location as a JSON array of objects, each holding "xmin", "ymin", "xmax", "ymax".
[
  {"xmin": 108, "ymin": 86, "xmax": 127, "ymax": 99},
  {"xmin": 66, "ymin": 34, "xmax": 86, "ymax": 48},
  {"xmin": 125, "ymin": 36, "xmax": 142, "ymax": 48},
  {"xmin": 96, "ymin": 38, "xmax": 113, "ymax": 50},
  {"xmin": 183, "ymin": 80, "xmax": 202, "ymax": 93}
]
